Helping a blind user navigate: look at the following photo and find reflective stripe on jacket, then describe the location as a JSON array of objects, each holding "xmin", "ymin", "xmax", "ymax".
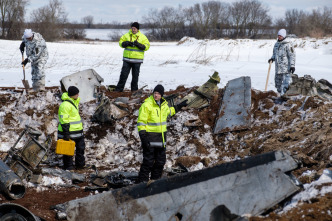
[
  {"xmin": 137, "ymin": 95, "xmax": 176, "ymax": 147},
  {"xmin": 119, "ymin": 29, "xmax": 150, "ymax": 63},
  {"xmin": 58, "ymin": 92, "xmax": 83, "ymax": 133}
]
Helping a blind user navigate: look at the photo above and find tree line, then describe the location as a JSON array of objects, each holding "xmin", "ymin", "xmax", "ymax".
[
  {"xmin": 0, "ymin": 0, "xmax": 331, "ymax": 42},
  {"xmin": 144, "ymin": 1, "xmax": 332, "ymax": 40}
]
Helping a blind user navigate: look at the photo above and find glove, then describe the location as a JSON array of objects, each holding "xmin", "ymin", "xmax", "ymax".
[
  {"xmin": 20, "ymin": 42, "xmax": 25, "ymax": 53},
  {"xmin": 122, "ymin": 41, "xmax": 134, "ymax": 48},
  {"xmin": 268, "ymin": 58, "xmax": 274, "ymax": 63},
  {"xmin": 139, "ymin": 130, "xmax": 149, "ymax": 148},
  {"xmin": 63, "ymin": 134, "xmax": 70, "ymax": 141},
  {"xmin": 21, "ymin": 58, "xmax": 29, "ymax": 66},
  {"xmin": 121, "ymin": 41, "xmax": 130, "ymax": 48},
  {"xmin": 175, "ymin": 99, "xmax": 188, "ymax": 112},
  {"xmin": 290, "ymin": 67, "xmax": 295, "ymax": 73},
  {"xmin": 61, "ymin": 123, "xmax": 70, "ymax": 141},
  {"xmin": 134, "ymin": 40, "xmax": 146, "ymax": 50}
]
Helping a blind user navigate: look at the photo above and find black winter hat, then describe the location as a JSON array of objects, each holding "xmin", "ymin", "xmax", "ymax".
[
  {"xmin": 68, "ymin": 86, "xmax": 79, "ymax": 97},
  {"xmin": 153, "ymin": 84, "xmax": 164, "ymax": 97},
  {"xmin": 131, "ymin": 22, "xmax": 140, "ymax": 30}
]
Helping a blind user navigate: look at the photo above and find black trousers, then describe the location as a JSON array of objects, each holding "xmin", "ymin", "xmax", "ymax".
[
  {"xmin": 63, "ymin": 136, "xmax": 86, "ymax": 170},
  {"xmin": 115, "ymin": 61, "xmax": 141, "ymax": 92},
  {"xmin": 138, "ymin": 144, "xmax": 166, "ymax": 182}
]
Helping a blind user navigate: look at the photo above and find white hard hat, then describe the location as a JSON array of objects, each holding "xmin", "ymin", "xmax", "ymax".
[{"xmin": 24, "ymin": 29, "xmax": 33, "ymax": 38}]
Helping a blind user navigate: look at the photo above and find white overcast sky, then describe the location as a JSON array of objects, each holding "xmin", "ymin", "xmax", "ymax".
[{"xmin": 27, "ymin": 0, "xmax": 332, "ymax": 24}]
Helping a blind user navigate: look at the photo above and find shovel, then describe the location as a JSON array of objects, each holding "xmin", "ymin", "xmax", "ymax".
[
  {"xmin": 265, "ymin": 61, "xmax": 272, "ymax": 91},
  {"xmin": 21, "ymin": 52, "xmax": 30, "ymax": 90}
]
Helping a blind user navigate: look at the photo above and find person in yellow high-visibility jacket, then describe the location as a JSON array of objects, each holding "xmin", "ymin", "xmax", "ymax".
[
  {"xmin": 58, "ymin": 86, "xmax": 86, "ymax": 170},
  {"xmin": 137, "ymin": 85, "xmax": 188, "ymax": 182},
  {"xmin": 115, "ymin": 22, "xmax": 150, "ymax": 92}
]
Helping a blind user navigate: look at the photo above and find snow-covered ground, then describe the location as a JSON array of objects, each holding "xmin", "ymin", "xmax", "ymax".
[
  {"xmin": 1, "ymin": 36, "xmax": 332, "ymax": 218},
  {"xmin": 0, "ymin": 37, "xmax": 331, "ymax": 93}
]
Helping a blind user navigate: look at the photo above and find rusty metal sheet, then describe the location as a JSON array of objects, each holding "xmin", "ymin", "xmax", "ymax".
[{"xmin": 213, "ymin": 76, "xmax": 251, "ymax": 134}]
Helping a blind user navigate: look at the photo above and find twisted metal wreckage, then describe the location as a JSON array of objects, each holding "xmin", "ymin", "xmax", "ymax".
[{"xmin": 1, "ymin": 69, "xmax": 332, "ymax": 220}]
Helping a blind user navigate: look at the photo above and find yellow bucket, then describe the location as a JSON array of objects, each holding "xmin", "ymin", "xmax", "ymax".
[{"xmin": 56, "ymin": 139, "xmax": 75, "ymax": 156}]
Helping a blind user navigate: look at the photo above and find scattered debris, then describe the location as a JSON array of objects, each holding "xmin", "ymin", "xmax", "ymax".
[
  {"xmin": 0, "ymin": 203, "xmax": 42, "ymax": 221},
  {"xmin": 180, "ymin": 71, "xmax": 220, "ymax": 108},
  {"xmin": 0, "ymin": 160, "xmax": 25, "ymax": 200},
  {"xmin": 92, "ymin": 96, "xmax": 130, "ymax": 122},
  {"xmin": 214, "ymin": 76, "xmax": 251, "ymax": 134},
  {"xmin": 60, "ymin": 69, "xmax": 104, "ymax": 103},
  {"xmin": 183, "ymin": 118, "xmax": 203, "ymax": 127},
  {"xmin": 4, "ymin": 125, "xmax": 51, "ymax": 181},
  {"xmin": 285, "ymin": 74, "xmax": 332, "ymax": 101},
  {"xmin": 41, "ymin": 168, "xmax": 85, "ymax": 183},
  {"xmin": 55, "ymin": 151, "xmax": 300, "ymax": 220}
]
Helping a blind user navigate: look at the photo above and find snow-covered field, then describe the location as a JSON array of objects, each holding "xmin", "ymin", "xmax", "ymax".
[
  {"xmin": 1, "ymin": 36, "xmax": 332, "ymax": 219},
  {"xmin": 0, "ymin": 36, "xmax": 331, "ymax": 92}
]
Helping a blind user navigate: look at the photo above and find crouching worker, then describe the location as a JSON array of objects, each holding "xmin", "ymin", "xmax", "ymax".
[
  {"xmin": 137, "ymin": 84, "xmax": 188, "ymax": 183},
  {"xmin": 58, "ymin": 86, "xmax": 86, "ymax": 170}
]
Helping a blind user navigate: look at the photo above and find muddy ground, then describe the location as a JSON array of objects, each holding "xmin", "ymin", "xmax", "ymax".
[{"xmin": 0, "ymin": 86, "xmax": 331, "ymax": 220}]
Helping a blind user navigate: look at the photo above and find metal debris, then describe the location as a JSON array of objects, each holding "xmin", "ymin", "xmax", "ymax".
[
  {"xmin": 180, "ymin": 71, "xmax": 220, "ymax": 108},
  {"xmin": 60, "ymin": 69, "xmax": 104, "ymax": 103},
  {"xmin": 0, "ymin": 160, "xmax": 25, "ymax": 200},
  {"xmin": 55, "ymin": 151, "xmax": 301, "ymax": 220},
  {"xmin": 285, "ymin": 74, "xmax": 332, "ymax": 101},
  {"xmin": 4, "ymin": 125, "xmax": 51, "ymax": 180},
  {"xmin": 41, "ymin": 168, "xmax": 85, "ymax": 183},
  {"xmin": 92, "ymin": 96, "xmax": 129, "ymax": 123},
  {"xmin": 214, "ymin": 76, "xmax": 251, "ymax": 134},
  {"xmin": 0, "ymin": 203, "xmax": 41, "ymax": 220}
]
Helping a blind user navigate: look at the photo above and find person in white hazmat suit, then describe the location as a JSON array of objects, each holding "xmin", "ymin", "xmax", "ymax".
[
  {"xmin": 20, "ymin": 29, "xmax": 49, "ymax": 91},
  {"xmin": 268, "ymin": 29, "xmax": 296, "ymax": 96}
]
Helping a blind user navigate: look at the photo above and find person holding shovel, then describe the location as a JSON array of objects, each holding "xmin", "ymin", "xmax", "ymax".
[
  {"xmin": 19, "ymin": 29, "xmax": 48, "ymax": 92},
  {"xmin": 268, "ymin": 29, "xmax": 296, "ymax": 96}
]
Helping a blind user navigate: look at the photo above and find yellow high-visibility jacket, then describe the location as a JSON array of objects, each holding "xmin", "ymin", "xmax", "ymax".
[
  {"xmin": 58, "ymin": 92, "xmax": 83, "ymax": 138},
  {"xmin": 119, "ymin": 29, "xmax": 150, "ymax": 63},
  {"xmin": 137, "ymin": 95, "xmax": 176, "ymax": 147}
]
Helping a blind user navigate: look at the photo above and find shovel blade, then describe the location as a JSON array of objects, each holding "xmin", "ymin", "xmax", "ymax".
[{"xmin": 22, "ymin": 80, "xmax": 30, "ymax": 90}]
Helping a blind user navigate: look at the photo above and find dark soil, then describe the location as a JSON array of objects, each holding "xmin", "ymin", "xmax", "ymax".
[{"xmin": 0, "ymin": 86, "xmax": 332, "ymax": 220}]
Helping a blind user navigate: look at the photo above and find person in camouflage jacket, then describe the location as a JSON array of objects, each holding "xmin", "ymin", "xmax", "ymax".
[
  {"xmin": 268, "ymin": 29, "xmax": 296, "ymax": 95},
  {"xmin": 20, "ymin": 29, "xmax": 49, "ymax": 91}
]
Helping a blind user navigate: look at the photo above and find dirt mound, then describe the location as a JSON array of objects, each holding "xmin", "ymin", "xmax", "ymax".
[{"xmin": 0, "ymin": 86, "xmax": 332, "ymax": 220}]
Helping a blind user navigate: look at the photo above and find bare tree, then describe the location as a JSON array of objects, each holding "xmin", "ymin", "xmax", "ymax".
[
  {"xmin": 285, "ymin": 9, "xmax": 307, "ymax": 36},
  {"xmin": 0, "ymin": 0, "xmax": 28, "ymax": 39},
  {"xmin": 230, "ymin": 0, "xmax": 252, "ymax": 38},
  {"xmin": 307, "ymin": 7, "xmax": 332, "ymax": 37},
  {"xmin": 30, "ymin": 0, "xmax": 67, "ymax": 41},
  {"xmin": 143, "ymin": 5, "xmax": 186, "ymax": 41},
  {"xmin": 184, "ymin": 1, "xmax": 230, "ymax": 39},
  {"xmin": 82, "ymin": 15, "xmax": 94, "ymax": 28},
  {"xmin": 64, "ymin": 21, "xmax": 86, "ymax": 39},
  {"xmin": 246, "ymin": 0, "xmax": 271, "ymax": 38}
]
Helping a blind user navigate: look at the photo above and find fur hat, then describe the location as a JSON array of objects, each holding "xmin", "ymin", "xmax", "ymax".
[
  {"xmin": 131, "ymin": 22, "xmax": 140, "ymax": 30},
  {"xmin": 24, "ymin": 29, "xmax": 33, "ymax": 38},
  {"xmin": 278, "ymin": 29, "xmax": 286, "ymax": 38},
  {"xmin": 68, "ymin": 86, "xmax": 79, "ymax": 97},
  {"xmin": 153, "ymin": 84, "xmax": 164, "ymax": 97}
]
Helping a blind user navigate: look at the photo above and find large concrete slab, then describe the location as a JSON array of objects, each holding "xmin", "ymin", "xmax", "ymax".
[
  {"xmin": 60, "ymin": 69, "xmax": 104, "ymax": 103},
  {"xmin": 214, "ymin": 76, "xmax": 251, "ymax": 134},
  {"xmin": 59, "ymin": 151, "xmax": 300, "ymax": 221}
]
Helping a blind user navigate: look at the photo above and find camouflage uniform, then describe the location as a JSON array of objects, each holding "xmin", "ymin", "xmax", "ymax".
[
  {"xmin": 22, "ymin": 32, "xmax": 48, "ymax": 91},
  {"xmin": 270, "ymin": 39, "xmax": 296, "ymax": 95}
]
